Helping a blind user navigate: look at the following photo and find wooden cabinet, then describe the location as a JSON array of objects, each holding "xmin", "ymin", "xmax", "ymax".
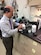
[
  {"xmin": 14, "ymin": 33, "xmax": 41, "ymax": 55},
  {"xmin": 29, "ymin": 0, "xmax": 41, "ymax": 6}
]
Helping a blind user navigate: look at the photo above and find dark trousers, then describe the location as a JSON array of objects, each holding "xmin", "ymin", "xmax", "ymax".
[{"xmin": 2, "ymin": 36, "xmax": 13, "ymax": 55}]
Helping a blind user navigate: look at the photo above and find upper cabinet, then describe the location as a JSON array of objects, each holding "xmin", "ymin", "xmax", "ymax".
[{"xmin": 29, "ymin": 0, "xmax": 41, "ymax": 6}]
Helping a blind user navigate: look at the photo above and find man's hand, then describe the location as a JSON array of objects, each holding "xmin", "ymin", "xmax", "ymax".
[{"xmin": 17, "ymin": 24, "xmax": 22, "ymax": 30}]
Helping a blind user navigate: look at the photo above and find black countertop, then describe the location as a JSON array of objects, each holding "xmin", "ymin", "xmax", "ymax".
[{"xmin": 19, "ymin": 29, "xmax": 41, "ymax": 44}]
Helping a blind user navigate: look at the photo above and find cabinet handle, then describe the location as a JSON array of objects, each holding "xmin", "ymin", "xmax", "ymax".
[
  {"xmin": 32, "ymin": 48, "xmax": 36, "ymax": 54},
  {"xmin": 33, "ymin": 41, "xmax": 37, "ymax": 46}
]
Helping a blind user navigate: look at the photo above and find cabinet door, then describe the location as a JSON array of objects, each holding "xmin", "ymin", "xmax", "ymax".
[
  {"xmin": 20, "ymin": 34, "xmax": 41, "ymax": 55},
  {"xmin": 29, "ymin": 0, "xmax": 41, "ymax": 6}
]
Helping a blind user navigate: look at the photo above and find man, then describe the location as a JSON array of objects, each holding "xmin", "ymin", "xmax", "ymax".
[{"xmin": 0, "ymin": 6, "xmax": 22, "ymax": 55}]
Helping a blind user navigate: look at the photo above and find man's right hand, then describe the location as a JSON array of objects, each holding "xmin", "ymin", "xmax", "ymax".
[{"xmin": 17, "ymin": 24, "xmax": 22, "ymax": 30}]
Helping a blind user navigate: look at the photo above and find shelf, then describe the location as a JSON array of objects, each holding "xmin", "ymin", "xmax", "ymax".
[{"xmin": 29, "ymin": 0, "xmax": 41, "ymax": 6}]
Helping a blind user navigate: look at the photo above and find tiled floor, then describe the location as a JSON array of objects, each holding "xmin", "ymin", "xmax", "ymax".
[{"xmin": 0, "ymin": 39, "xmax": 21, "ymax": 55}]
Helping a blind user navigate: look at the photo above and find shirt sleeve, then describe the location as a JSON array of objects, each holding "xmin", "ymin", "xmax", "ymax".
[
  {"xmin": 0, "ymin": 22, "xmax": 18, "ymax": 36},
  {"xmin": 13, "ymin": 19, "xmax": 20, "ymax": 26},
  {"xmin": 14, "ymin": 22, "xmax": 20, "ymax": 26}
]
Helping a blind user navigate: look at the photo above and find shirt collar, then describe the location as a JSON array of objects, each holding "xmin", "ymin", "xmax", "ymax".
[{"xmin": 3, "ymin": 15, "xmax": 10, "ymax": 21}]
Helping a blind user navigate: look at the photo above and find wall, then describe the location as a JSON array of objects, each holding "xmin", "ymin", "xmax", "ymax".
[
  {"xmin": 16, "ymin": 0, "xmax": 31, "ymax": 20},
  {"xmin": 4, "ymin": 0, "xmax": 13, "ymax": 6}
]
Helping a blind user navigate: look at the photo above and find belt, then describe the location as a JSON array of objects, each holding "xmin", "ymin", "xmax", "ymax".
[{"xmin": 2, "ymin": 36, "xmax": 13, "ymax": 38}]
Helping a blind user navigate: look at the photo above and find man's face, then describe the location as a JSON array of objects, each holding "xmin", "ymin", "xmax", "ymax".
[
  {"xmin": 8, "ymin": 10, "xmax": 13, "ymax": 18},
  {"xmin": 7, "ymin": 8, "xmax": 15, "ymax": 18}
]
